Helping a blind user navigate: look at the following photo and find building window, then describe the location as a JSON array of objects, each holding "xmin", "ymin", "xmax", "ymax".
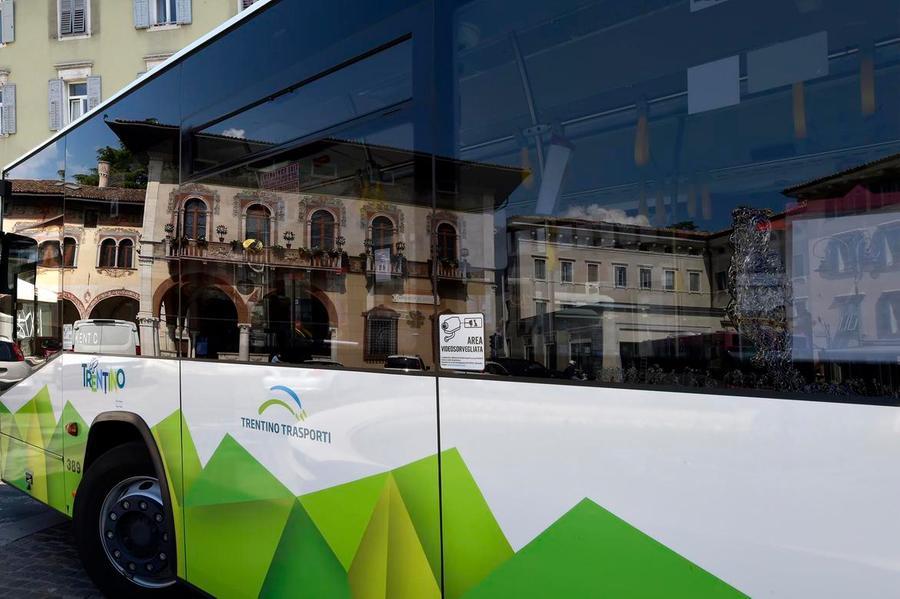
[
  {"xmin": 245, "ymin": 204, "xmax": 271, "ymax": 245},
  {"xmin": 117, "ymin": 239, "xmax": 134, "ymax": 269},
  {"xmin": 715, "ymin": 270, "xmax": 727, "ymax": 291},
  {"xmin": 535, "ymin": 300, "xmax": 548, "ymax": 316},
  {"xmin": 364, "ymin": 308, "xmax": 398, "ymax": 360},
  {"xmin": 39, "ymin": 241, "xmax": 62, "ymax": 268},
  {"xmin": 310, "ymin": 210, "xmax": 336, "ymax": 250},
  {"xmin": 98, "ymin": 239, "xmax": 117, "ymax": 268},
  {"xmin": 152, "ymin": 0, "xmax": 178, "ymax": 25},
  {"xmin": 560, "ymin": 260, "xmax": 574, "ymax": 283},
  {"xmin": 640, "ymin": 267, "xmax": 651, "ymax": 289},
  {"xmin": 587, "ymin": 263, "xmax": 598, "ymax": 283},
  {"xmin": 689, "ymin": 271, "xmax": 701, "ymax": 292},
  {"xmin": 436, "ymin": 222, "xmax": 457, "ymax": 261},
  {"xmin": 68, "ymin": 82, "xmax": 88, "ymax": 123},
  {"xmin": 371, "ymin": 216, "xmax": 394, "ymax": 254},
  {"xmin": 614, "ymin": 265, "xmax": 627, "ymax": 288},
  {"xmin": 63, "ymin": 237, "xmax": 77, "ymax": 267},
  {"xmin": 183, "ymin": 198, "xmax": 207, "ymax": 240},
  {"xmin": 664, "ymin": 269, "xmax": 676, "ymax": 291},
  {"xmin": 876, "ymin": 293, "xmax": 900, "ymax": 338},
  {"xmin": 59, "ymin": 0, "xmax": 88, "ymax": 37},
  {"xmin": 534, "ymin": 258, "xmax": 546, "ymax": 280}
]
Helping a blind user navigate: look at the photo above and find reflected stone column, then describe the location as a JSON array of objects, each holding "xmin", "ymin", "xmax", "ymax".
[
  {"xmin": 137, "ymin": 315, "xmax": 160, "ymax": 357},
  {"xmin": 238, "ymin": 323, "xmax": 252, "ymax": 362},
  {"xmin": 601, "ymin": 311, "xmax": 620, "ymax": 371}
]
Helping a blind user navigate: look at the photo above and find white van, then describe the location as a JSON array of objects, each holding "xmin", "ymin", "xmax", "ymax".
[{"xmin": 73, "ymin": 319, "xmax": 140, "ymax": 356}]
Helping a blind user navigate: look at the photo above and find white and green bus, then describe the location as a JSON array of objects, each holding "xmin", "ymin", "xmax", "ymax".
[{"xmin": 1, "ymin": 0, "xmax": 899, "ymax": 596}]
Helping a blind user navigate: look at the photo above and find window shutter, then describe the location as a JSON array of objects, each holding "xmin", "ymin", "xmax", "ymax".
[
  {"xmin": 2, "ymin": 84, "xmax": 15, "ymax": 135},
  {"xmin": 133, "ymin": 0, "xmax": 149, "ymax": 29},
  {"xmin": 48, "ymin": 79, "xmax": 64, "ymax": 131},
  {"xmin": 0, "ymin": 0, "xmax": 14, "ymax": 44},
  {"xmin": 59, "ymin": 0, "xmax": 73, "ymax": 35},
  {"xmin": 87, "ymin": 75, "xmax": 101, "ymax": 111},
  {"xmin": 72, "ymin": 0, "xmax": 86, "ymax": 34},
  {"xmin": 176, "ymin": 0, "xmax": 191, "ymax": 24}
]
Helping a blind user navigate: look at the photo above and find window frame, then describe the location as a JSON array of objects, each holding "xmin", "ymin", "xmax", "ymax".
[
  {"xmin": 66, "ymin": 81, "xmax": 89, "ymax": 125},
  {"xmin": 613, "ymin": 264, "xmax": 627, "ymax": 288},
  {"xmin": 587, "ymin": 262, "xmax": 599, "ymax": 283},
  {"xmin": 309, "ymin": 209, "xmax": 337, "ymax": 251},
  {"xmin": 62, "ymin": 236, "xmax": 78, "ymax": 268},
  {"xmin": 664, "ymin": 269, "xmax": 676, "ymax": 291},
  {"xmin": 639, "ymin": 267, "xmax": 652, "ymax": 290},
  {"xmin": 688, "ymin": 270, "xmax": 701, "ymax": 293},
  {"xmin": 244, "ymin": 203, "xmax": 272, "ymax": 245},
  {"xmin": 151, "ymin": 0, "xmax": 179, "ymax": 26},
  {"xmin": 560, "ymin": 260, "xmax": 574, "ymax": 284},
  {"xmin": 363, "ymin": 308, "xmax": 399, "ymax": 361},
  {"xmin": 534, "ymin": 257, "xmax": 546, "ymax": 281},
  {"xmin": 182, "ymin": 198, "xmax": 209, "ymax": 240}
]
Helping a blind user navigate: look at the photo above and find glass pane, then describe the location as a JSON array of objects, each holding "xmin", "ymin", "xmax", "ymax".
[{"xmin": 440, "ymin": 0, "xmax": 900, "ymax": 399}]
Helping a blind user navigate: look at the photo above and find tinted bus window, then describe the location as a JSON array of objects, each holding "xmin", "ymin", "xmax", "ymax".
[{"xmin": 440, "ymin": 0, "xmax": 900, "ymax": 401}]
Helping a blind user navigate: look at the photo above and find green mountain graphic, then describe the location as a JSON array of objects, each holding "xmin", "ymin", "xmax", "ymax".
[{"xmin": 462, "ymin": 498, "xmax": 746, "ymax": 599}]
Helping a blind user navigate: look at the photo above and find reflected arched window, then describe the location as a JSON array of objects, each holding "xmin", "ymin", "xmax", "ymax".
[
  {"xmin": 98, "ymin": 239, "xmax": 117, "ymax": 268},
  {"xmin": 310, "ymin": 210, "xmax": 336, "ymax": 250},
  {"xmin": 39, "ymin": 241, "xmax": 61, "ymax": 268},
  {"xmin": 436, "ymin": 223, "xmax": 457, "ymax": 261},
  {"xmin": 117, "ymin": 239, "xmax": 134, "ymax": 269},
  {"xmin": 63, "ymin": 237, "xmax": 77, "ymax": 268},
  {"xmin": 371, "ymin": 216, "xmax": 394, "ymax": 254},
  {"xmin": 245, "ymin": 205, "xmax": 271, "ymax": 245},
  {"xmin": 183, "ymin": 199, "xmax": 207, "ymax": 240}
]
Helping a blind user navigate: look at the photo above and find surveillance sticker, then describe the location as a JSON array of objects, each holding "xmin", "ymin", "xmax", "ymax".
[{"xmin": 439, "ymin": 313, "xmax": 485, "ymax": 371}]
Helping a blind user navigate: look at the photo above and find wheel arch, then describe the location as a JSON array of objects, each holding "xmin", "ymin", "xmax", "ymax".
[{"xmin": 81, "ymin": 412, "xmax": 177, "ymax": 536}]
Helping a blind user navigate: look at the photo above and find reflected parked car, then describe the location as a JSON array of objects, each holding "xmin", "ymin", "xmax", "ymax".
[
  {"xmin": 487, "ymin": 358, "xmax": 557, "ymax": 378},
  {"xmin": 301, "ymin": 358, "xmax": 344, "ymax": 368},
  {"xmin": 384, "ymin": 355, "xmax": 429, "ymax": 372},
  {"xmin": 34, "ymin": 336, "xmax": 62, "ymax": 359},
  {"xmin": 0, "ymin": 339, "xmax": 31, "ymax": 389}
]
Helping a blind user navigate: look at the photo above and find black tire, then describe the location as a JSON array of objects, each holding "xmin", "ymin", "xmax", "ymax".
[{"xmin": 73, "ymin": 442, "xmax": 180, "ymax": 597}]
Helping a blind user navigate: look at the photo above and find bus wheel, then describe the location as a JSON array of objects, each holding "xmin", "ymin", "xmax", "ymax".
[{"xmin": 73, "ymin": 442, "xmax": 177, "ymax": 596}]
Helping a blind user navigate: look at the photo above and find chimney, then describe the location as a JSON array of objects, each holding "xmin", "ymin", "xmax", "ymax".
[{"xmin": 97, "ymin": 160, "xmax": 110, "ymax": 188}]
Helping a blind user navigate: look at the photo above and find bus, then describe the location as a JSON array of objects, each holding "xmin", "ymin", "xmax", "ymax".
[{"xmin": 1, "ymin": 0, "xmax": 898, "ymax": 596}]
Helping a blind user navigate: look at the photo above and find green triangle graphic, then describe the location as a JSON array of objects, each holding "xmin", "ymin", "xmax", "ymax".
[
  {"xmin": 299, "ymin": 471, "xmax": 389, "ymax": 572},
  {"xmin": 391, "ymin": 452, "xmax": 441, "ymax": 584},
  {"xmin": 440, "ymin": 447, "xmax": 513, "ymax": 599},
  {"xmin": 348, "ymin": 475, "xmax": 440, "ymax": 599},
  {"xmin": 13, "ymin": 386, "xmax": 58, "ymax": 453},
  {"xmin": 260, "ymin": 500, "xmax": 352, "ymax": 598},
  {"xmin": 462, "ymin": 498, "xmax": 746, "ymax": 599},
  {"xmin": 60, "ymin": 401, "xmax": 88, "ymax": 515},
  {"xmin": 184, "ymin": 434, "xmax": 296, "ymax": 598},
  {"xmin": 185, "ymin": 434, "xmax": 294, "ymax": 507}
]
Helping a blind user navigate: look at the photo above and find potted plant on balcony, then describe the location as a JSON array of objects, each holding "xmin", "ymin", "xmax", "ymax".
[
  {"xmin": 283, "ymin": 231, "xmax": 295, "ymax": 249},
  {"xmin": 229, "ymin": 239, "xmax": 243, "ymax": 253},
  {"xmin": 216, "ymin": 224, "xmax": 228, "ymax": 243},
  {"xmin": 196, "ymin": 234, "xmax": 209, "ymax": 250},
  {"xmin": 164, "ymin": 223, "xmax": 175, "ymax": 239},
  {"xmin": 272, "ymin": 243, "xmax": 286, "ymax": 259}
]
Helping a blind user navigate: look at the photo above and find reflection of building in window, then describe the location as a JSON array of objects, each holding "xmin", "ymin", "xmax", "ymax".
[
  {"xmin": 310, "ymin": 210, "xmax": 336, "ymax": 250},
  {"xmin": 364, "ymin": 307, "xmax": 398, "ymax": 360},
  {"xmin": 876, "ymin": 292, "xmax": 900, "ymax": 337},
  {"xmin": 640, "ymin": 267, "xmax": 652, "ymax": 289},
  {"xmin": 587, "ymin": 263, "xmax": 598, "ymax": 283},
  {"xmin": 689, "ymin": 271, "xmax": 701, "ymax": 292},
  {"xmin": 614, "ymin": 265, "xmax": 626, "ymax": 288},
  {"xmin": 436, "ymin": 222, "xmax": 457, "ymax": 261},
  {"xmin": 716, "ymin": 270, "xmax": 727, "ymax": 291},
  {"xmin": 534, "ymin": 258, "xmax": 546, "ymax": 280},
  {"xmin": 560, "ymin": 260, "xmax": 573, "ymax": 283},
  {"xmin": 664, "ymin": 269, "xmax": 676, "ymax": 290},
  {"xmin": 98, "ymin": 238, "xmax": 134, "ymax": 269},
  {"xmin": 534, "ymin": 300, "xmax": 547, "ymax": 316},
  {"xmin": 183, "ymin": 198, "xmax": 207, "ymax": 239},
  {"xmin": 39, "ymin": 240, "xmax": 61, "ymax": 267},
  {"xmin": 63, "ymin": 237, "xmax": 77, "ymax": 267},
  {"xmin": 833, "ymin": 295, "xmax": 862, "ymax": 347},
  {"xmin": 371, "ymin": 216, "xmax": 394, "ymax": 253},
  {"xmin": 245, "ymin": 204, "xmax": 271, "ymax": 244}
]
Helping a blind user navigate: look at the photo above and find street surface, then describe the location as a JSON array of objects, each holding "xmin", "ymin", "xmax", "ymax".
[{"xmin": 0, "ymin": 482, "xmax": 101, "ymax": 598}]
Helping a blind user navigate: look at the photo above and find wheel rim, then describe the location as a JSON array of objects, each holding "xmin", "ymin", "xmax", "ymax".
[{"xmin": 99, "ymin": 475, "xmax": 176, "ymax": 589}]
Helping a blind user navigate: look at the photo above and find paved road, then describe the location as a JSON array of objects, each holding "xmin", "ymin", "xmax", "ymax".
[{"xmin": 0, "ymin": 482, "xmax": 102, "ymax": 598}]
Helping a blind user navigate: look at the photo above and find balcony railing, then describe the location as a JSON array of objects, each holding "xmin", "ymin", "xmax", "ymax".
[{"xmin": 167, "ymin": 238, "xmax": 342, "ymax": 270}]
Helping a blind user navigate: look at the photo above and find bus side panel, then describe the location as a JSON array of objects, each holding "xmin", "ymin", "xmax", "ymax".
[
  {"xmin": 59, "ymin": 353, "xmax": 183, "ymax": 570},
  {"xmin": 180, "ymin": 361, "xmax": 440, "ymax": 599},
  {"xmin": 0, "ymin": 358, "xmax": 65, "ymax": 512},
  {"xmin": 438, "ymin": 377, "xmax": 900, "ymax": 599}
]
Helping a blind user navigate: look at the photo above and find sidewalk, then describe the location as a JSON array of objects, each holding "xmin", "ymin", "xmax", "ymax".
[{"xmin": 0, "ymin": 482, "xmax": 102, "ymax": 598}]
